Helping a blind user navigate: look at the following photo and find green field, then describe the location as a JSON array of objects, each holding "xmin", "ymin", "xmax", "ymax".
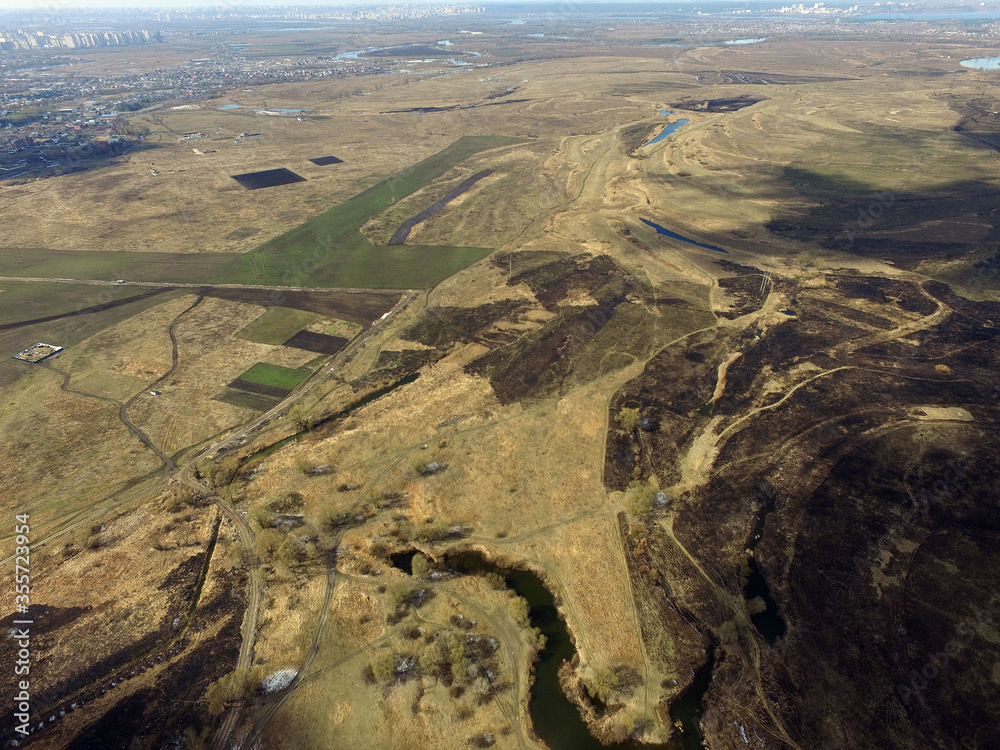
[
  {"xmin": 238, "ymin": 362, "xmax": 312, "ymax": 390},
  {"xmin": 0, "ymin": 249, "xmax": 236, "ymax": 284},
  {"xmin": 0, "ymin": 136, "xmax": 522, "ymax": 290},
  {"xmin": 236, "ymin": 307, "xmax": 319, "ymax": 345},
  {"xmin": 214, "ymin": 134, "xmax": 525, "ymax": 287}
]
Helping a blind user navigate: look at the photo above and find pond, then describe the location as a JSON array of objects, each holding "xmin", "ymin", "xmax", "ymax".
[
  {"xmin": 448, "ymin": 551, "xmax": 711, "ymax": 750},
  {"xmin": 743, "ymin": 506, "xmax": 787, "ymax": 645},
  {"xmin": 960, "ymin": 57, "xmax": 1000, "ymax": 70},
  {"xmin": 217, "ymin": 104, "xmax": 241, "ymax": 110},
  {"xmin": 639, "ymin": 218, "xmax": 727, "ymax": 254},
  {"xmin": 642, "ymin": 119, "xmax": 690, "ymax": 147}
]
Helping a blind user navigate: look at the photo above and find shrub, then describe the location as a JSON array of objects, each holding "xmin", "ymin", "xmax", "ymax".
[
  {"xmin": 616, "ymin": 407, "xmax": 641, "ymax": 432},
  {"xmin": 203, "ymin": 668, "xmax": 256, "ymax": 715},
  {"xmin": 371, "ymin": 650, "xmax": 398, "ymax": 686},
  {"xmin": 625, "ymin": 481, "xmax": 656, "ymax": 518},
  {"xmin": 411, "ymin": 552, "xmax": 431, "ymax": 579}
]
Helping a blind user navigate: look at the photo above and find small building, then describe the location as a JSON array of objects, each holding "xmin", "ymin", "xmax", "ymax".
[{"xmin": 12, "ymin": 342, "xmax": 63, "ymax": 364}]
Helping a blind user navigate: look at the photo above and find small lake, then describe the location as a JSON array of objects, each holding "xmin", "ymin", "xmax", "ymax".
[
  {"xmin": 642, "ymin": 118, "xmax": 690, "ymax": 147},
  {"xmin": 217, "ymin": 104, "xmax": 241, "ymax": 110},
  {"xmin": 640, "ymin": 218, "xmax": 727, "ymax": 254},
  {"xmin": 659, "ymin": 109, "xmax": 673, "ymax": 115},
  {"xmin": 255, "ymin": 108, "xmax": 306, "ymax": 114},
  {"xmin": 744, "ymin": 511, "xmax": 787, "ymax": 644},
  {"xmin": 960, "ymin": 57, "xmax": 1000, "ymax": 70},
  {"xmin": 449, "ymin": 551, "xmax": 710, "ymax": 750}
]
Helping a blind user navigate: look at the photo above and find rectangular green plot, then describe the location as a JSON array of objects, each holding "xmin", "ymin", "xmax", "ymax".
[
  {"xmin": 214, "ymin": 388, "xmax": 282, "ymax": 412},
  {"xmin": 238, "ymin": 362, "xmax": 312, "ymax": 390},
  {"xmin": 236, "ymin": 307, "xmax": 319, "ymax": 345}
]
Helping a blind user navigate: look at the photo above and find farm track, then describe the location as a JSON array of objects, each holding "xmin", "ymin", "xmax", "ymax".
[
  {"xmin": 46, "ymin": 363, "xmax": 176, "ymax": 472},
  {"xmin": 0, "ymin": 287, "xmax": 415, "ymax": 749}
]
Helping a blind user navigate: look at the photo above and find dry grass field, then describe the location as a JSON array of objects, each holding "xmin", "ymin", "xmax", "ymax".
[{"xmin": 5, "ymin": 25, "xmax": 1000, "ymax": 750}]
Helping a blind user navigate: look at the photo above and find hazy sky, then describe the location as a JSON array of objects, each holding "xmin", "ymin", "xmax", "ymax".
[
  {"xmin": 3, "ymin": 0, "xmax": 478, "ymax": 11},
  {"xmin": 0, "ymin": 0, "xmax": 698, "ymax": 11},
  {"xmin": 4, "ymin": 0, "xmax": 538, "ymax": 10}
]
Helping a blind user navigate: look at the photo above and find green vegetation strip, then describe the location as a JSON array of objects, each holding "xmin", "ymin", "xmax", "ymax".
[
  {"xmin": 238, "ymin": 362, "xmax": 312, "ymax": 390},
  {"xmin": 214, "ymin": 135, "xmax": 525, "ymax": 288}
]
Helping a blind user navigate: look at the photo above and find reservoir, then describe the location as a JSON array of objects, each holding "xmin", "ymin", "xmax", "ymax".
[
  {"xmin": 449, "ymin": 551, "xmax": 711, "ymax": 750},
  {"xmin": 640, "ymin": 219, "xmax": 727, "ymax": 254},
  {"xmin": 960, "ymin": 57, "xmax": 1000, "ymax": 70},
  {"xmin": 642, "ymin": 119, "xmax": 690, "ymax": 147}
]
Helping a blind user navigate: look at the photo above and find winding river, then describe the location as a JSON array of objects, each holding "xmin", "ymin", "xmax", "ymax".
[{"xmin": 449, "ymin": 551, "xmax": 712, "ymax": 750}]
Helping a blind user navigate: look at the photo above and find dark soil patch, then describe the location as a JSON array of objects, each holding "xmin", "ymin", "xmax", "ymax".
[
  {"xmin": 467, "ymin": 290, "xmax": 633, "ymax": 404},
  {"xmin": 231, "ymin": 168, "xmax": 306, "ymax": 190},
  {"xmin": 672, "ymin": 95, "xmax": 765, "ymax": 112},
  {"xmin": 403, "ymin": 299, "xmax": 528, "ymax": 348},
  {"xmin": 158, "ymin": 552, "xmax": 206, "ymax": 595},
  {"xmin": 381, "ymin": 99, "xmax": 528, "ymax": 114},
  {"xmin": 228, "ymin": 378, "xmax": 289, "ymax": 398},
  {"xmin": 833, "ymin": 276, "xmax": 939, "ymax": 315},
  {"xmin": 282, "ymin": 329, "xmax": 349, "ymax": 354},
  {"xmin": 214, "ymin": 388, "xmax": 281, "ymax": 411},
  {"xmin": 350, "ymin": 348, "xmax": 439, "ymax": 391},
  {"xmin": 197, "ymin": 287, "xmax": 398, "ymax": 326},
  {"xmin": 506, "ymin": 253, "xmax": 623, "ymax": 311},
  {"xmin": 64, "ymin": 615, "xmax": 241, "ymax": 750}
]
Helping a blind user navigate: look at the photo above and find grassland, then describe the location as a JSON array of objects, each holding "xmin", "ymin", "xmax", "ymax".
[
  {"xmin": 238, "ymin": 362, "xmax": 312, "ymax": 391},
  {"xmin": 236, "ymin": 306, "xmax": 319, "ymax": 345},
  {"xmin": 8, "ymin": 29, "xmax": 1000, "ymax": 750}
]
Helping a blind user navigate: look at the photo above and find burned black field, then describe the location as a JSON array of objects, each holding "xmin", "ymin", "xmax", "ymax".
[
  {"xmin": 282, "ymin": 330, "xmax": 349, "ymax": 355},
  {"xmin": 308, "ymin": 156, "xmax": 343, "ymax": 166},
  {"xmin": 230, "ymin": 168, "xmax": 306, "ymax": 190},
  {"xmin": 603, "ymin": 271, "xmax": 1000, "ymax": 749}
]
